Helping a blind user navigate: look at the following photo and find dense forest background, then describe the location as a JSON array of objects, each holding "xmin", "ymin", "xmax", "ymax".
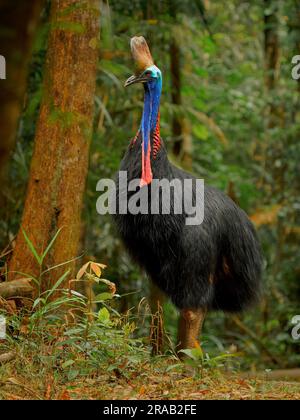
[{"xmin": 0, "ymin": 0, "xmax": 299, "ymax": 381}]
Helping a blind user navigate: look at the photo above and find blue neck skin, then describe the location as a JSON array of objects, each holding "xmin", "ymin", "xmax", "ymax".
[{"xmin": 141, "ymin": 78, "xmax": 162, "ymax": 153}]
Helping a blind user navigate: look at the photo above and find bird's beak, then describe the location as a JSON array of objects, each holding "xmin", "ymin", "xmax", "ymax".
[{"xmin": 124, "ymin": 73, "xmax": 153, "ymax": 87}]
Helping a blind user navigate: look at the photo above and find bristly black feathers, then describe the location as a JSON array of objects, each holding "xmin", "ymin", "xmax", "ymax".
[{"xmin": 114, "ymin": 133, "xmax": 263, "ymax": 312}]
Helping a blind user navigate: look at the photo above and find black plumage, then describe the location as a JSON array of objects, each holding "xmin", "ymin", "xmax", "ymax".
[{"xmin": 114, "ymin": 132, "xmax": 263, "ymax": 313}]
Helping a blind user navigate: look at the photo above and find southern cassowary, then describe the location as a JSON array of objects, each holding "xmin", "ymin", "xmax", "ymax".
[{"xmin": 114, "ymin": 37, "xmax": 263, "ymax": 351}]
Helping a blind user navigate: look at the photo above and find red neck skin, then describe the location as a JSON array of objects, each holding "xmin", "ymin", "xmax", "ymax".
[{"xmin": 131, "ymin": 112, "xmax": 161, "ymax": 187}]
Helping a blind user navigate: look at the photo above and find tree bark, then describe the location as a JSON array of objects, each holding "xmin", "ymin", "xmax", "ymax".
[
  {"xmin": 0, "ymin": 279, "xmax": 33, "ymax": 299},
  {"xmin": 8, "ymin": 0, "xmax": 100, "ymax": 292},
  {"xmin": 0, "ymin": 0, "xmax": 44, "ymax": 207}
]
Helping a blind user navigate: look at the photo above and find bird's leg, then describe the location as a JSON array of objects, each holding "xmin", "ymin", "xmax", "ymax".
[{"xmin": 177, "ymin": 308, "xmax": 207, "ymax": 355}]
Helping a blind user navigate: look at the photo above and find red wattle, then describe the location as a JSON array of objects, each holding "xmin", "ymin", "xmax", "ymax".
[{"xmin": 140, "ymin": 144, "xmax": 153, "ymax": 187}]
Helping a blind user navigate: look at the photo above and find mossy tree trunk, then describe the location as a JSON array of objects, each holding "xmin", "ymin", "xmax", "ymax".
[
  {"xmin": 8, "ymin": 0, "xmax": 100, "ymax": 291},
  {"xmin": 0, "ymin": 0, "xmax": 44, "ymax": 208}
]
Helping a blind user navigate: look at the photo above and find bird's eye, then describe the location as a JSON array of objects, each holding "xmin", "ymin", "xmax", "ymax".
[{"xmin": 144, "ymin": 71, "xmax": 152, "ymax": 78}]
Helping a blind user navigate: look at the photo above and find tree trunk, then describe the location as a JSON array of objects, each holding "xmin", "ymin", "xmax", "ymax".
[
  {"xmin": 0, "ymin": 0, "xmax": 44, "ymax": 207},
  {"xmin": 8, "ymin": 0, "xmax": 100, "ymax": 292}
]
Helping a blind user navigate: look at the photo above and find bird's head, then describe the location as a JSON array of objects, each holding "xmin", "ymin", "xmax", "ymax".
[{"xmin": 124, "ymin": 36, "xmax": 162, "ymax": 90}]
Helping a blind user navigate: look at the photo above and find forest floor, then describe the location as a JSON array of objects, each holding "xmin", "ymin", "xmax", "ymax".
[
  {"xmin": 0, "ymin": 280, "xmax": 299, "ymax": 400},
  {"xmin": 0, "ymin": 355, "xmax": 299, "ymax": 400}
]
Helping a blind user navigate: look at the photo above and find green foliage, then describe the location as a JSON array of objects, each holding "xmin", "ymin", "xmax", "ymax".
[
  {"xmin": 1, "ymin": 285, "xmax": 146, "ymax": 385},
  {"xmin": 0, "ymin": 231, "xmax": 146, "ymax": 385},
  {"xmin": 177, "ymin": 347, "xmax": 240, "ymax": 375}
]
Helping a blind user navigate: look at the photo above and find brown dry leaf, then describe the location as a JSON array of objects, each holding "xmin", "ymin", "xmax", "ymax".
[
  {"xmin": 119, "ymin": 360, "xmax": 128, "ymax": 370},
  {"xmin": 139, "ymin": 385, "xmax": 146, "ymax": 396},
  {"xmin": 20, "ymin": 324, "xmax": 29, "ymax": 335},
  {"xmin": 6, "ymin": 300, "xmax": 17, "ymax": 313},
  {"xmin": 109, "ymin": 282, "xmax": 116, "ymax": 295},
  {"xmin": 45, "ymin": 383, "xmax": 52, "ymax": 400},
  {"xmin": 76, "ymin": 262, "xmax": 90, "ymax": 280},
  {"xmin": 2, "ymin": 392, "xmax": 23, "ymax": 400},
  {"xmin": 190, "ymin": 390, "xmax": 210, "ymax": 397},
  {"xmin": 91, "ymin": 262, "xmax": 101, "ymax": 277},
  {"xmin": 20, "ymin": 316, "xmax": 29, "ymax": 335},
  {"xmin": 0, "ymin": 298, "xmax": 16, "ymax": 314},
  {"xmin": 59, "ymin": 389, "xmax": 71, "ymax": 400},
  {"xmin": 96, "ymin": 263, "xmax": 107, "ymax": 269}
]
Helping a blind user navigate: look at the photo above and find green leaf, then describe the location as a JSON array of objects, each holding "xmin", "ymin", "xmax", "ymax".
[
  {"xmin": 45, "ymin": 269, "xmax": 70, "ymax": 301},
  {"xmin": 179, "ymin": 347, "xmax": 203, "ymax": 361},
  {"xmin": 201, "ymin": 35, "xmax": 217, "ymax": 54},
  {"xmin": 42, "ymin": 254, "xmax": 83, "ymax": 275},
  {"xmin": 98, "ymin": 307, "xmax": 110, "ymax": 323},
  {"xmin": 210, "ymin": 352, "xmax": 241, "ymax": 362},
  {"xmin": 68, "ymin": 369, "xmax": 79, "ymax": 380},
  {"xmin": 41, "ymin": 228, "xmax": 62, "ymax": 263},
  {"xmin": 22, "ymin": 229, "xmax": 42, "ymax": 265},
  {"xmin": 32, "ymin": 297, "xmax": 46, "ymax": 309},
  {"xmin": 62, "ymin": 359, "xmax": 75, "ymax": 369},
  {"xmin": 195, "ymin": 67, "xmax": 209, "ymax": 78},
  {"xmin": 94, "ymin": 292, "xmax": 113, "ymax": 302},
  {"xmin": 193, "ymin": 125, "xmax": 209, "ymax": 140},
  {"xmin": 166, "ymin": 364, "xmax": 182, "ymax": 372}
]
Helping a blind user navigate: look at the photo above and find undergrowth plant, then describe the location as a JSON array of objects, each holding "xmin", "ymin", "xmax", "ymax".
[
  {"xmin": 0, "ymin": 230, "xmax": 147, "ymax": 384},
  {"xmin": 0, "ymin": 229, "xmax": 240, "ymax": 391}
]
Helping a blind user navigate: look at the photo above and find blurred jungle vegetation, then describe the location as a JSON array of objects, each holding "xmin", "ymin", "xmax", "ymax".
[{"xmin": 0, "ymin": 0, "xmax": 300, "ymax": 373}]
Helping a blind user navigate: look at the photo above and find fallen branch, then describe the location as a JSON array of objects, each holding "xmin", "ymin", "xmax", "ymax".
[
  {"xmin": 0, "ymin": 279, "xmax": 33, "ymax": 299},
  {"xmin": 0, "ymin": 351, "xmax": 16, "ymax": 364}
]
